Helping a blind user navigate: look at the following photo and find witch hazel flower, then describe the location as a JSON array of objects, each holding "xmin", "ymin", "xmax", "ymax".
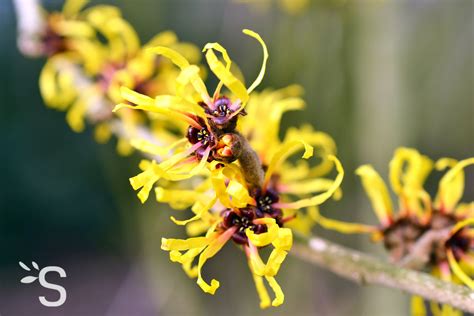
[
  {"xmin": 113, "ymin": 29, "xmax": 269, "ymax": 203},
  {"xmin": 159, "ymin": 138, "xmax": 344, "ymax": 308},
  {"xmin": 315, "ymin": 148, "xmax": 474, "ymax": 316}
]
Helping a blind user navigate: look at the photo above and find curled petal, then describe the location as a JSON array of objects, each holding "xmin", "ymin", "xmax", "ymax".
[
  {"xmin": 204, "ymin": 45, "xmax": 248, "ymax": 104},
  {"xmin": 263, "ymin": 228, "xmax": 293, "ymax": 277},
  {"xmin": 280, "ymin": 178, "xmax": 342, "ymax": 199},
  {"xmin": 356, "ymin": 164, "xmax": 393, "ymax": 226},
  {"xmin": 148, "ymin": 46, "xmax": 210, "ymax": 102},
  {"xmin": 284, "ymin": 126, "xmax": 337, "ymax": 179},
  {"xmin": 264, "ymin": 140, "xmax": 313, "ymax": 188},
  {"xmin": 265, "ymin": 276, "xmax": 284, "ymax": 307},
  {"xmin": 243, "ymin": 29, "xmax": 268, "ymax": 95},
  {"xmin": 389, "ymin": 148, "xmax": 433, "ymax": 194},
  {"xmin": 155, "ymin": 186, "xmax": 201, "ymax": 210},
  {"xmin": 39, "ymin": 57, "xmax": 77, "ymax": 109},
  {"xmin": 247, "ymin": 257, "xmax": 284, "ymax": 308},
  {"xmin": 436, "ymin": 158, "xmax": 474, "ymax": 212},
  {"xmin": 202, "ymin": 42, "xmax": 231, "ymax": 99},
  {"xmin": 170, "ymin": 197, "xmax": 217, "ymax": 226},
  {"xmin": 447, "ymin": 248, "xmax": 474, "ymax": 289},
  {"xmin": 196, "ymin": 227, "xmax": 236, "ymax": 294},
  {"xmin": 246, "ymin": 218, "xmax": 279, "ymax": 247},
  {"xmin": 273, "ymin": 155, "xmax": 343, "ymax": 210},
  {"xmin": 450, "ymin": 218, "xmax": 474, "ymax": 238},
  {"xmin": 250, "ymin": 271, "xmax": 271, "ymax": 309},
  {"xmin": 312, "ymin": 208, "xmax": 378, "ymax": 235}
]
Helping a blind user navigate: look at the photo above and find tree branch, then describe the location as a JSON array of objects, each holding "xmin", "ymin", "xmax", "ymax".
[{"xmin": 291, "ymin": 236, "xmax": 474, "ymax": 313}]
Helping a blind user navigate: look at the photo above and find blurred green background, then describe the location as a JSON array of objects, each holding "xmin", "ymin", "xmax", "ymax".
[{"xmin": 1, "ymin": 0, "xmax": 473, "ymax": 315}]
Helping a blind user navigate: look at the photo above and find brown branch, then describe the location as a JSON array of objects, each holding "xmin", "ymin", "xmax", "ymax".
[
  {"xmin": 236, "ymin": 134, "xmax": 264, "ymax": 188},
  {"xmin": 399, "ymin": 227, "xmax": 451, "ymax": 270},
  {"xmin": 291, "ymin": 236, "xmax": 474, "ymax": 313}
]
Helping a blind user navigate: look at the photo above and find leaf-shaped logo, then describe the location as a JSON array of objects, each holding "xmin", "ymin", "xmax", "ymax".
[
  {"xmin": 19, "ymin": 261, "xmax": 30, "ymax": 271},
  {"xmin": 21, "ymin": 276, "xmax": 38, "ymax": 284},
  {"xmin": 32, "ymin": 261, "xmax": 39, "ymax": 270}
]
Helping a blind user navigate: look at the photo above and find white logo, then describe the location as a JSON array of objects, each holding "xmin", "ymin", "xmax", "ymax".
[{"xmin": 19, "ymin": 261, "xmax": 67, "ymax": 307}]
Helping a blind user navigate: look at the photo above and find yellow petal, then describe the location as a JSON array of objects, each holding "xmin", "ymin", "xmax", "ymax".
[
  {"xmin": 389, "ymin": 148, "xmax": 431, "ymax": 193},
  {"xmin": 65, "ymin": 96, "xmax": 86, "ymax": 132},
  {"xmin": 39, "ymin": 57, "xmax": 77, "ymax": 109},
  {"xmin": 129, "ymin": 160, "xmax": 168, "ymax": 203},
  {"xmin": 148, "ymin": 46, "xmax": 190, "ymax": 69},
  {"xmin": 120, "ymin": 86, "xmax": 154, "ymax": 106},
  {"xmin": 411, "ymin": 296, "xmax": 426, "ymax": 316},
  {"xmin": 450, "ymin": 218, "xmax": 474, "ymax": 238},
  {"xmin": 94, "ymin": 123, "xmax": 111, "ymax": 143},
  {"xmin": 265, "ymin": 276, "xmax": 284, "ymax": 307},
  {"xmin": 281, "ymin": 178, "xmax": 342, "ymax": 199},
  {"xmin": 155, "ymin": 186, "xmax": 199, "ymax": 210},
  {"xmin": 246, "ymin": 218, "xmax": 279, "ymax": 247},
  {"xmin": 447, "ymin": 248, "xmax": 474, "ymax": 289},
  {"xmin": 202, "ymin": 42, "xmax": 231, "ymax": 98},
  {"xmin": 263, "ymin": 228, "xmax": 292, "ymax": 276},
  {"xmin": 250, "ymin": 272, "xmax": 271, "ymax": 309},
  {"xmin": 56, "ymin": 20, "xmax": 95, "ymax": 38},
  {"xmin": 161, "ymin": 236, "xmax": 211, "ymax": 251},
  {"xmin": 356, "ymin": 164, "xmax": 393, "ymax": 226},
  {"xmin": 226, "ymin": 180, "xmax": 252, "ymax": 208},
  {"xmin": 313, "ymin": 207, "xmax": 378, "ymax": 234},
  {"xmin": 436, "ymin": 158, "xmax": 474, "ymax": 212},
  {"xmin": 170, "ymin": 197, "xmax": 217, "ymax": 226},
  {"xmin": 264, "ymin": 140, "xmax": 314, "ymax": 188},
  {"xmin": 144, "ymin": 30, "xmax": 178, "ymax": 48},
  {"xmin": 149, "ymin": 46, "xmax": 210, "ymax": 102},
  {"xmin": 204, "ymin": 46, "xmax": 249, "ymax": 103},
  {"xmin": 286, "ymin": 127, "xmax": 337, "ymax": 178},
  {"xmin": 242, "ymin": 29, "xmax": 268, "ymax": 94},
  {"xmin": 196, "ymin": 227, "xmax": 236, "ymax": 294},
  {"xmin": 275, "ymin": 155, "xmax": 344, "ymax": 210},
  {"xmin": 63, "ymin": 0, "xmax": 88, "ymax": 17}
]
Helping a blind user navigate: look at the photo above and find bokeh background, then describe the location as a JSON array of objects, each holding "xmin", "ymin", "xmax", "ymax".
[{"xmin": 1, "ymin": 0, "xmax": 473, "ymax": 315}]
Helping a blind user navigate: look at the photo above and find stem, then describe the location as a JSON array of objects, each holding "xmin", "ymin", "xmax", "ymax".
[
  {"xmin": 399, "ymin": 227, "xmax": 451, "ymax": 270},
  {"xmin": 291, "ymin": 236, "xmax": 474, "ymax": 313},
  {"xmin": 13, "ymin": 0, "xmax": 46, "ymax": 57}
]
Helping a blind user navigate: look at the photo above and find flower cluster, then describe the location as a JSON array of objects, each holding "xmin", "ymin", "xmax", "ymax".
[
  {"xmin": 22, "ymin": 2, "xmax": 346, "ymax": 306},
  {"xmin": 318, "ymin": 148, "xmax": 474, "ymax": 315},
  {"xmin": 114, "ymin": 29, "xmax": 344, "ymax": 308},
  {"xmin": 21, "ymin": 1, "xmax": 472, "ymax": 312},
  {"xmin": 32, "ymin": 0, "xmax": 200, "ymax": 155}
]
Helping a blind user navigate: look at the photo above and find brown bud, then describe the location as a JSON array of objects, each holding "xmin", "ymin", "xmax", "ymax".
[{"xmin": 213, "ymin": 133, "xmax": 242, "ymax": 163}]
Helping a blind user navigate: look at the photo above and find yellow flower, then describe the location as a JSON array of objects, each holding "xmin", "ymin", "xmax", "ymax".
[
  {"xmin": 239, "ymin": 85, "xmax": 344, "ymax": 235},
  {"xmin": 317, "ymin": 148, "xmax": 474, "ymax": 315},
  {"xmin": 157, "ymin": 140, "xmax": 344, "ymax": 308},
  {"xmin": 115, "ymin": 29, "xmax": 269, "ymax": 202},
  {"xmin": 38, "ymin": 1, "xmax": 203, "ymax": 157}
]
